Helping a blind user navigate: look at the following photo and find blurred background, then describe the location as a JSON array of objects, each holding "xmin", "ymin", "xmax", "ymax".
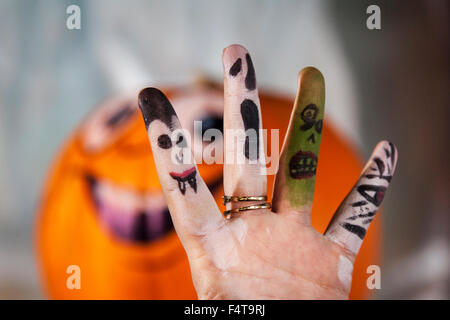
[{"xmin": 0, "ymin": 0, "xmax": 448, "ymax": 299}]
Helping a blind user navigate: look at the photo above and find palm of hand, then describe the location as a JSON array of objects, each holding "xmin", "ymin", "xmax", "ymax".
[{"xmin": 190, "ymin": 211, "xmax": 350, "ymax": 300}]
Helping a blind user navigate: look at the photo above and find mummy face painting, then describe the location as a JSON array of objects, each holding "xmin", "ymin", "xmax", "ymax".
[
  {"xmin": 325, "ymin": 141, "xmax": 398, "ymax": 253},
  {"xmin": 139, "ymin": 88, "xmax": 198, "ymax": 196},
  {"xmin": 340, "ymin": 143, "xmax": 396, "ymax": 239}
]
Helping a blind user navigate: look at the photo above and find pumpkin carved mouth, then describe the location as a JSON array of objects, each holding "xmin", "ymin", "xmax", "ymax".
[{"xmin": 85, "ymin": 174, "xmax": 174, "ymax": 244}]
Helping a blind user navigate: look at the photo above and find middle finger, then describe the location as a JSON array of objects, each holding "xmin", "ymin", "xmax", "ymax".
[{"xmin": 222, "ymin": 44, "xmax": 267, "ymax": 212}]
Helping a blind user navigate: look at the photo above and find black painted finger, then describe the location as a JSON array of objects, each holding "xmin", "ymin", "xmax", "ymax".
[{"xmin": 324, "ymin": 141, "xmax": 398, "ymax": 255}]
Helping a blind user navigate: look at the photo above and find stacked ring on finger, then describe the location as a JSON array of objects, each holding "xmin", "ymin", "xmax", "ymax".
[
  {"xmin": 223, "ymin": 195, "xmax": 270, "ymax": 218},
  {"xmin": 223, "ymin": 202, "xmax": 271, "ymax": 219},
  {"xmin": 222, "ymin": 195, "xmax": 267, "ymax": 205}
]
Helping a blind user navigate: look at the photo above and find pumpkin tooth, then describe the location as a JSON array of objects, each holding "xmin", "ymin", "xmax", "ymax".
[{"xmin": 85, "ymin": 174, "xmax": 172, "ymax": 243}]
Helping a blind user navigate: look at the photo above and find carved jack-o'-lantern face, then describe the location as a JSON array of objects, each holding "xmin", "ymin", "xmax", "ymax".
[
  {"xmin": 81, "ymin": 100, "xmax": 173, "ymax": 244},
  {"xmin": 36, "ymin": 84, "xmax": 379, "ymax": 299},
  {"xmin": 78, "ymin": 88, "xmax": 223, "ymax": 244}
]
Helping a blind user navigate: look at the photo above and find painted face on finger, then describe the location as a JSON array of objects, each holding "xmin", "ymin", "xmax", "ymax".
[
  {"xmin": 139, "ymin": 88, "xmax": 198, "ymax": 196},
  {"xmin": 339, "ymin": 142, "xmax": 396, "ymax": 240},
  {"xmin": 288, "ymin": 104, "xmax": 323, "ymax": 180},
  {"xmin": 229, "ymin": 53, "xmax": 261, "ymax": 161},
  {"xmin": 284, "ymin": 69, "xmax": 325, "ymax": 207}
]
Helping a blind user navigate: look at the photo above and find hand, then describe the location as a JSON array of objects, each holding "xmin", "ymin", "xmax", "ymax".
[{"xmin": 137, "ymin": 44, "xmax": 398, "ymax": 299}]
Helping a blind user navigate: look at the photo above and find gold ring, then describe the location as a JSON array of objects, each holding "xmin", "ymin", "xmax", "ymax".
[
  {"xmin": 222, "ymin": 195, "xmax": 267, "ymax": 205},
  {"xmin": 223, "ymin": 202, "xmax": 271, "ymax": 219}
]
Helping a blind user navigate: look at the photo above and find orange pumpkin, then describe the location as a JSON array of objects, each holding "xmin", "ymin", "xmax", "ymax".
[{"xmin": 35, "ymin": 84, "xmax": 379, "ymax": 299}]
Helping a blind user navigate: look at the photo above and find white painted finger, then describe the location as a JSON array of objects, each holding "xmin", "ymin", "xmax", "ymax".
[
  {"xmin": 138, "ymin": 88, "xmax": 224, "ymax": 248},
  {"xmin": 222, "ymin": 44, "xmax": 267, "ymax": 211},
  {"xmin": 325, "ymin": 141, "xmax": 398, "ymax": 255}
]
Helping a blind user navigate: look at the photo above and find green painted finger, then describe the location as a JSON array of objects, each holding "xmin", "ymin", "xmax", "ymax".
[{"xmin": 272, "ymin": 67, "xmax": 325, "ymax": 214}]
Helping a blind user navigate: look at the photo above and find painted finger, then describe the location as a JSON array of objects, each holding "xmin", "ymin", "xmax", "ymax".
[
  {"xmin": 138, "ymin": 88, "xmax": 224, "ymax": 248},
  {"xmin": 272, "ymin": 67, "xmax": 325, "ymax": 218},
  {"xmin": 222, "ymin": 44, "xmax": 267, "ymax": 211},
  {"xmin": 325, "ymin": 141, "xmax": 398, "ymax": 255}
]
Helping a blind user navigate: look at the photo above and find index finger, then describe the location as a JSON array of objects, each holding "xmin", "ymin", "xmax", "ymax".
[{"xmin": 138, "ymin": 88, "xmax": 224, "ymax": 248}]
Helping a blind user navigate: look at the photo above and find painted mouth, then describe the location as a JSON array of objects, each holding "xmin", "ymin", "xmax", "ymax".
[
  {"xmin": 85, "ymin": 174, "xmax": 173, "ymax": 244},
  {"xmin": 169, "ymin": 167, "xmax": 197, "ymax": 195},
  {"xmin": 289, "ymin": 150, "xmax": 318, "ymax": 179}
]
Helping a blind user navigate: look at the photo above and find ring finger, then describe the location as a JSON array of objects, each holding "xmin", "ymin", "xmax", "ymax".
[{"xmin": 272, "ymin": 67, "xmax": 325, "ymax": 220}]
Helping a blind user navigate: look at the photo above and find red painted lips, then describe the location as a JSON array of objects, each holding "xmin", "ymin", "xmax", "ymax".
[
  {"xmin": 169, "ymin": 167, "xmax": 196, "ymax": 179},
  {"xmin": 289, "ymin": 150, "xmax": 317, "ymax": 179},
  {"xmin": 169, "ymin": 167, "xmax": 197, "ymax": 195}
]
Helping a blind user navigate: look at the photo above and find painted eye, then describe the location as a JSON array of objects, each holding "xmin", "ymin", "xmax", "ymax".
[
  {"xmin": 106, "ymin": 104, "xmax": 134, "ymax": 128},
  {"xmin": 300, "ymin": 104, "xmax": 320, "ymax": 132},
  {"xmin": 81, "ymin": 98, "xmax": 138, "ymax": 153},
  {"xmin": 301, "ymin": 104, "xmax": 318, "ymax": 123},
  {"xmin": 176, "ymin": 134, "xmax": 187, "ymax": 147},
  {"xmin": 157, "ymin": 134, "xmax": 172, "ymax": 149},
  {"xmin": 305, "ymin": 110, "xmax": 313, "ymax": 118},
  {"xmin": 200, "ymin": 115, "xmax": 223, "ymax": 136}
]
